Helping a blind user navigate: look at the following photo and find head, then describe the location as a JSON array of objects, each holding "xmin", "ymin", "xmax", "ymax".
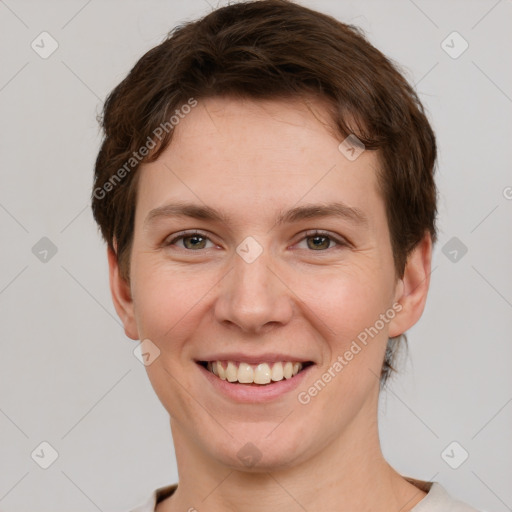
[{"xmin": 92, "ymin": 0, "xmax": 436, "ymax": 470}]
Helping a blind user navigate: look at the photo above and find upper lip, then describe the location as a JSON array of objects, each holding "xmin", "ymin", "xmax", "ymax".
[{"xmin": 195, "ymin": 353, "xmax": 314, "ymax": 364}]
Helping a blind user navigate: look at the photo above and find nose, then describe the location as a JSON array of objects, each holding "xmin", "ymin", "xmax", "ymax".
[{"xmin": 214, "ymin": 245, "xmax": 294, "ymax": 334}]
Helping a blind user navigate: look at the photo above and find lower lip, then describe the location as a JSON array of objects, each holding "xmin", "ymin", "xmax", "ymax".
[{"xmin": 197, "ymin": 363, "xmax": 314, "ymax": 403}]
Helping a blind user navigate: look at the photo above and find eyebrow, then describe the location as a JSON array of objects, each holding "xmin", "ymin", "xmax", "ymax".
[{"xmin": 144, "ymin": 200, "xmax": 368, "ymax": 228}]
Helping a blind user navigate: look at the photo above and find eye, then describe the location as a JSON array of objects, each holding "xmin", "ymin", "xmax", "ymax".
[
  {"xmin": 295, "ymin": 230, "xmax": 348, "ymax": 251},
  {"xmin": 162, "ymin": 229, "xmax": 348, "ymax": 252},
  {"xmin": 164, "ymin": 230, "xmax": 216, "ymax": 250}
]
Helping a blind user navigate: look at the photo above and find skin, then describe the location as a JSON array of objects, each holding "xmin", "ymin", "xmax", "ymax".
[{"xmin": 109, "ymin": 96, "xmax": 432, "ymax": 512}]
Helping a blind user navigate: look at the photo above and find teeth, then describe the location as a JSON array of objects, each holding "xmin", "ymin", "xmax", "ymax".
[
  {"xmin": 226, "ymin": 361, "xmax": 238, "ymax": 382},
  {"xmin": 238, "ymin": 362, "xmax": 254, "ymax": 383},
  {"xmin": 206, "ymin": 360, "xmax": 305, "ymax": 385},
  {"xmin": 216, "ymin": 361, "xmax": 226, "ymax": 380},
  {"xmin": 283, "ymin": 362, "xmax": 293, "ymax": 379},
  {"xmin": 271, "ymin": 362, "xmax": 284, "ymax": 381},
  {"xmin": 254, "ymin": 363, "xmax": 271, "ymax": 384}
]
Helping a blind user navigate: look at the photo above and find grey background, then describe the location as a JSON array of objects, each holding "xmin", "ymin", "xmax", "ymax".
[{"xmin": 1, "ymin": 0, "xmax": 511, "ymax": 510}]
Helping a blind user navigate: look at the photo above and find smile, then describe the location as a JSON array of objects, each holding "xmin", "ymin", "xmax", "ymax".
[{"xmin": 198, "ymin": 360, "xmax": 313, "ymax": 385}]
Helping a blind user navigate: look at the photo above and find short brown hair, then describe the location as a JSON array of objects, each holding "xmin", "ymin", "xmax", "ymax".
[{"xmin": 92, "ymin": 0, "xmax": 437, "ymax": 384}]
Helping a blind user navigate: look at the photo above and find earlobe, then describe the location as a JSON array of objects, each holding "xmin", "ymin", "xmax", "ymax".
[
  {"xmin": 388, "ymin": 232, "xmax": 432, "ymax": 338},
  {"xmin": 107, "ymin": 245, "xmax": 139, "ymax": 340}
]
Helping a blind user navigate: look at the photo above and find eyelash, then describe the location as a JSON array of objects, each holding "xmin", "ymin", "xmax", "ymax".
[{"xmin": 162, "ymin": 229, "xmax": 349, "ymax": 252}]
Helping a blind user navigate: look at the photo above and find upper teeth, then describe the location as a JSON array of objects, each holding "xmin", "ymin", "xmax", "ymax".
[{"xmin": 206, "ymin": 361, "xmax": 304, "ymax": 384}]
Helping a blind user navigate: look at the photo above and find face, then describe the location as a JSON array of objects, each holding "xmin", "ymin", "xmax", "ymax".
[{"xmin": 110, "ymin": 96, "xmax": 430, "ymax": 471}]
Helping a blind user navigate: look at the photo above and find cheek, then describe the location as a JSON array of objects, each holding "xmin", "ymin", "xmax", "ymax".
[
  {"xmin": 296, "ymin": 265, "xmax": 392, "ymax": 345},
  {"xmin": 131, "ymin": 258, "xmax": 214, "ymax": 344}
]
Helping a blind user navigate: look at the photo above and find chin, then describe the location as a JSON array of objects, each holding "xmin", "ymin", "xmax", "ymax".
[{"xmin": 205, "ymin": 428, "xmax": 312, "ymax": 472}]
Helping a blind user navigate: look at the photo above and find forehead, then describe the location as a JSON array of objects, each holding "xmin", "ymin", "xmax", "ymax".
[
  {"xmin": 135, "ymin": 96, "xmax": 384, "ymax": 230},
  {"xmin": 167, "ymin": 95, "xmax": 351, "ymax": 167}
]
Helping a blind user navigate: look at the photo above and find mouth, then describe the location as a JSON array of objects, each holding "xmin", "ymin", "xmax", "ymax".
[{"xmin": 196, "ymin": 360, "xmax": 314, "ymax": 386}]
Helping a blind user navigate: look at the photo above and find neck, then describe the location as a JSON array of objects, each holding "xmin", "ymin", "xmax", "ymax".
[{"xmin": 158, "ymin": 397, "xmax": 426, "ymax": 512}]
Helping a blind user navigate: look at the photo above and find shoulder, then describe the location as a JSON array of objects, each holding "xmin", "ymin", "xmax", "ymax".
[
  {"xmin": 129, "ymin": 484, "xmax": 178, "ymax": 512},
  {"xmin": 128, "ymin": 480, "xmax": 481, "ymax": 512},
  {"xmin": 410, "ymin": 480, "xmax": 481, "ymax": 512}
]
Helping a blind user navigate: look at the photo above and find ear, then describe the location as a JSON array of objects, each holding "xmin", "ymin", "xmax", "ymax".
[
  {"xmin": 388, "ymin": 232, "xmax": 432, "ymax": 338},
  {"xmin": 107, "ymin": 244, "xmax": 139, "ymax": 340}
]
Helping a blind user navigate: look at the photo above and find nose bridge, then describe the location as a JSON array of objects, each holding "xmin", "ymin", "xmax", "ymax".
[{"xmin": 215, "ymin": 240, "xmax": 293, "ymax": 332}]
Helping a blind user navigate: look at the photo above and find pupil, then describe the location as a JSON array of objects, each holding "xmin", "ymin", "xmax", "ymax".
[
  {"xmin": 308, "ymin": 236, "xmax": 329, "ymax": 250},
  {"xmin": 185, "ymin": 236, "xmax": 205, "ymax": 249}
]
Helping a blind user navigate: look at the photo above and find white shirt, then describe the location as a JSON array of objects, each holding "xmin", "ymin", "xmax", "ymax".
[{"xmin": 129, "ymin": 478, "xmax": 481, "ymax": 511}]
